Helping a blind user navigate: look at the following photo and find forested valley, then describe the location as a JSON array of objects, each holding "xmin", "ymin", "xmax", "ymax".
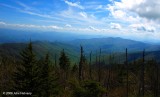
[{"xmin": 0, "ymin": 41, "xmax": 160, "ymax": 97}]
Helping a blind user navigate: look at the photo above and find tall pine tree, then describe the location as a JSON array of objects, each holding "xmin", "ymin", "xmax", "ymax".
[
  {"xmin": 40, "ymin": 53, "xmax": 50, "ymax": 97},
  {"xmin": 13, "ymin": 42, "xmax": 40, "ymax": 97},
  {"xmin": 59, "ymin": 49, "xmax": 70, "ymax": 71},
  {"xmin": 58, "ymin": 49, "xmax": 70, "ymax": 95}
]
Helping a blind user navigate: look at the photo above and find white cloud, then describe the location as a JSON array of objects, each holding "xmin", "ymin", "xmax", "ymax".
[
  {"xmin": 118, "ymin": 0, "xmax": 160, "ymax": 21},
  {"xmin": 88, "ymin": 26, "xmax": 100, "ymax": 32},
  {"xmin": 107, "ymin": 3, "xmax": 139, "ymax": 23},
  {"xmin": 1, "ymin": 21, "xmax": 160, "ymax": 42},
  {"xmin": 58, "ymin": 8, "xmax": 104, "ymax": 26},
  {"xmin": 47, "ymin": 25, "xmax": 62, "ymax": 30},
  {"xmin": 110, "ymin": 23, "xmax": 122, "ymax": 29},
  {"xmin": 64, "ymin": 1, "xmax": 84, "ymax": 9},
  {"xmin": 108, "ymin": 0, "xmax": 160, "ymax": 21},
  {"xmin": 16, "ymin": 1, "xmax": 33, "ymax": 11},
  {"xmin": 96, "ymin": 5, "xmax": 103, "ymax": 9},
  {"xmin": 130, "ymin": 23, "xmax": 156, "ymax": 32},
  {"xmin": 79, "ymin": 12, "xmax": 88, "ymax": 18},
  {"xmin": 20, "ymin": 10, "xmax": 53, "ymax": 18},
  {"xmin": 0, "ymin": 3, "xmax": 18, "ymax": 10},
  {"xmin": 107, "ymin": 0, "xmax": 160, "ymax": 34},
  {"xmin": 111, "ymin": 10, "xmax": 126, "ymax": 19},
  {"xmin": 0, "ymin": 22, "xmax": 6, "ymax": 25},
  {"xmin": 0, "ymin": 21, "xmax": 102, "ymax": 33},
  {"xmin": 0, "ymin": 21, "xmax": 62, "ymax": 30},
  {"xmin": 65, "ymin": 24, "xmax": 72, "ymax": 27},
  {"xmin": 0, "ymin": 3, "xmax": 55, "ymax": 19}
]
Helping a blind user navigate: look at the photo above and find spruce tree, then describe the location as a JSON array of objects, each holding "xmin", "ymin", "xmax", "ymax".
[
  {"xmin": 40, "ymin": 53, "xmax": 50, "ymax": 97},
  {"xmin": 13, "ymin": 42, "xmax": 40, "ymax": 97},
  {"xmin": 59, "ymin": 49, "xmax": 70, "ymax": 71},
  {"xmin": 58, "ymin": 49, "xmax": 70, "ymax": 95}
]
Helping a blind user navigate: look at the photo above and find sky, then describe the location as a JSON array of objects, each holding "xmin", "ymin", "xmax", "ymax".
[{"xmin": 0, "ymin": 0, "xmax": 160, "ymax": 42}]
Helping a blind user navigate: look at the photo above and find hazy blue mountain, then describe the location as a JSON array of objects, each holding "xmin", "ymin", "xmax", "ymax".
[
  {"xmin": 68, "ymin": 37, "xmax": 160, "ymax": 53},
  {"xmin": 0, "ymin": 28, "xmax": 101, "ymax": 43},
  {"xmin": 0, "ymin": 28, "xmax": 160, "ymax": 63},
  {"xmin": 0, "ymin": 37, "xmax": 160, "ymax": 63}
]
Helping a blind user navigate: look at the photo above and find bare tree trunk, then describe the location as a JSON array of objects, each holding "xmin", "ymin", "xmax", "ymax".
[
  {"xmin": 55, "ymin": 54, "xmax": 57, "ymax": 67},
  {"xmin": 126, "ymin": 48, "xmax": 129, "ymax": 97},
  {"xmin": 140, "ymin": 49, "xmax": 145, "ymax": 97},
  {"xmin": 96, "ymin": 50, "xmax": 98, "ymax": 66},
  {"xmin": 79, "ymin": 45, "xmax": 84, "ymax": 81},
  {"xmin": 155, "ymin": 63, "xmax": 159, "ymax": 97},
  {"xmin": 89, "ymin": 51, "xmax": 92, "ymax": 80},
  {"xmin": 107, "ymin": 55, "xmax": 112, "ymax": 90},
  {"xmin": 98, "ymin": 48, "xmax": 101, "ymax": 82},
  {"xmin": 79, "ymin": 46, "xmax": 82, "ymax": 81}
]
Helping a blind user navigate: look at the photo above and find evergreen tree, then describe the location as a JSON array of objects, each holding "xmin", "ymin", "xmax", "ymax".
[
  {"xmin": 54, "ymin": 54, "xmax": 57, "ymax": 67},
  {"xmin": 59, "ymin": 49, "xmax": 70, "ymax": 91},
  {"xmin": 73, "ymin": 80, "xmax": 106, "ymax": 97},
  {"xmin": 71, "ymin": 63, "xmax": 78, "ymax": 80},
  {"xmin": 72, "ymin": 63, "xmax": 78, "ymax": 73},
  {"xmin": 38, "ymin": 53, "xmax": 60, "ymax": 97},
  {"xmin": 13, "ymin": 42, "xmax": 40, "ymax": 97},
  {"xmin": 40, "ymin": 53, "xmax": 50, "ymax": 97},
  {"xmin": 59, "ymin": 49, "xmax": 70, "ymax": 71}
]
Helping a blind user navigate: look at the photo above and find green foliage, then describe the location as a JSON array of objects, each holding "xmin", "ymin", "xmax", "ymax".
[
  {"xmin": 13, "ymin": 42, "xmax": 40, "ymax": 96},
  {"xmin": 59, "ymin": 49, "xmax": 70, "ymax": 71},
  {"xmin": 1, "ymin": 41, "xmax": 160, "ymax": 64},
  {"xmin": 72, "ymin": 80, "xmax": 106, "ymax": 97},
  {"xmin": 72, "ymin": 63, "xmax": 78, "ymax": 73},
  {"xmin": 1, "ymin": 40, "xmax": 160, "ymax": 97},
  {"xmin": 39, "ymin": 53, "xmax": 50, "ymax": 96},
  {"xmin": 0, "ymin": 57, "xmax": 15, "ymax": 96},
  {"xmin": 37, "ymin": 53, "xmax": 61, "ymax": 97}
]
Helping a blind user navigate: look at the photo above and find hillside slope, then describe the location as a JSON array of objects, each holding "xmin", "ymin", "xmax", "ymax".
[
  {"xmin": 68, "ymin": 37, "xmax": 160, "ymax": 53},
  {"xmin": 0, "ymin": 38, "xmax": 160, "ymax": 64}
]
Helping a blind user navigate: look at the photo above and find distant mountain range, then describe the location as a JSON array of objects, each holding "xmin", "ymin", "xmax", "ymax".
[
  {"xmin": 0, "ymin": 37, "xmax": 160, "ymax": 63},
  {"xmin": 0, "ymin": 28, "xmax": 101, "ymax": 43},
  {"xmin": 68, "ymin": 37, "xmax": 160, "ymax": 53}
]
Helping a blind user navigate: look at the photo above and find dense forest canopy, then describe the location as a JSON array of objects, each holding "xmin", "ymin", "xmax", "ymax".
[{"xmin": 0, "ymin": 41, "xmax": 160, "ymax": 97}]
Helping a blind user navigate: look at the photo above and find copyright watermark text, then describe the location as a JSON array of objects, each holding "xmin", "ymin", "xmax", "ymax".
[{"xmin": 2, "ymin": 92, "xmax": 32, "ymax": 95}]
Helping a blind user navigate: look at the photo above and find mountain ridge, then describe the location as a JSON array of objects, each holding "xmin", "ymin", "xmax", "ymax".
[
  {"xmin": 67, "ymin": 37, "xmax": 160, "ymax": 53},
  {"xmin": 0, "ymin": 37, "xmax": 160, "ymax": 63}
]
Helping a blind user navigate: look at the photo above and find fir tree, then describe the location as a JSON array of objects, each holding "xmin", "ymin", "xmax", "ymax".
[
  {"xmin": 40, "ymin": 53, "xmax": 50, "ymax": 97},
  {"xmin": 72, "ymin": 63, "xmax": 78, "ymax": 73},
  {"xmin": 59, "ymin": 49, "xmax": 70, "ymax": 71},
  {"xmin": 36, "ymin": 53, "xmax": 60, "ymax": 97},
  {"xmin": 13, "ymin": 42, "xmax": 40, "ymax": 97}
]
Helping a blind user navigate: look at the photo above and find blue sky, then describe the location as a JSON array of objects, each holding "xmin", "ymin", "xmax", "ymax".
[{"xmin": 0, "ymin": 0, "xmax": 160, "ymax": 42}]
